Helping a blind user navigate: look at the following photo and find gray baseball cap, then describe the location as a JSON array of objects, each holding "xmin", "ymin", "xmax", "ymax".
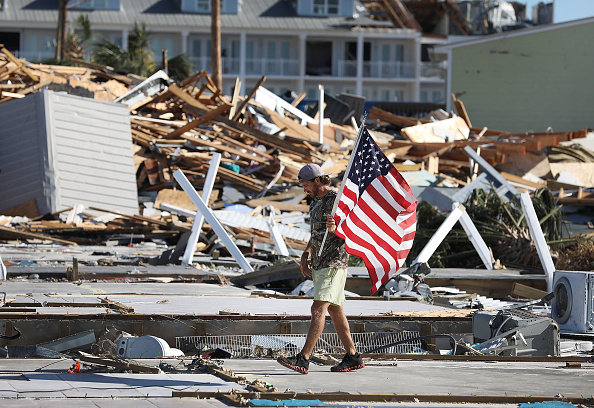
[{"xmin": 298, "ymin": 163, "xmax": 330, "ymax": 183}]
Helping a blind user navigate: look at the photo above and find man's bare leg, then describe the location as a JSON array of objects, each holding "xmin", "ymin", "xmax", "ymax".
[
  {"xmin": 328, "ymin": 304, "xmax": 356, "ymax": 355},
  {"xmin": 300, "ymin": 300, "xmax": 330, "ymax": 359}
]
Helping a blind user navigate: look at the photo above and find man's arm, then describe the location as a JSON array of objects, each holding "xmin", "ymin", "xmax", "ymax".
[{"xmin": 300, "ymin": 241, "xmax": 312, "ymax": 277}]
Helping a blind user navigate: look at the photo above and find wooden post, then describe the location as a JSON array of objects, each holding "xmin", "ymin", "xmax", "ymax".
[
  {"xmin": 132, "ymin": 322, "xmax": 144, "ymax": 337},
  {"xmin": 420, "ymin": 323, "xmax": 434, "ymax": 352},
  {"xmin": 280, "ymin": 322, "xmax": 293, "ymax": 334},
  {"xmin": 0, "ymin": 322, "xmax": 14, "ymax": 347},
  {"xmin": 162, "ymin": 48, "xmax": 168, "ymax": 74},
  {"xmin": 72, "ymin": 257, "xmax": 79, "ymax": 281},
  {"xmin": 194, "ymin": 321, "xmax": 207, "ymax": 336},
  {"xmin": 210, "ymin": 0, "xmax": 222, "ymax": 89}
]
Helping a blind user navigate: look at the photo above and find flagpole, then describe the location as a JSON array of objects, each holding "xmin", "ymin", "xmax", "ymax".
[{"xmin": 317, "ymin": 114, "xmax": 367, "ymax": 258}]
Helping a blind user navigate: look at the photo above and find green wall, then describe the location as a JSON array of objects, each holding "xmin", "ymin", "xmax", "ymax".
[{"xmin": 451, "ymin": 22, "xmax": 594, "ymax": 133}]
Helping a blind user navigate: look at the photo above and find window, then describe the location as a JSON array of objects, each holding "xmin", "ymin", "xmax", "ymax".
[
  {"xmin": 395, "ymin": 44, "xmax": 404, "ymax": 62},
  {"xmin": 71, "ymin": 0, "xmax": 120, "ymax": 10},
  {"xmin": 281, "ymin": 42, "xmax": 290, "ymax": 59},
  {"xmin": 420, "ymin": 90, "xmax": 428, "ymax": 102},
  {"xmin": 313, "ymin": 0, "xmax": 339, "ymax": 15},
  {"xmin": 196, "ymin": 0, "xmax": 225, "ymax": 12},
  {"xmin": 432, "ymin": 91, "xmax": 442, "ymax": 103},
  {"xmin": 395, "ymin": 90, "xmax": 403, "ymax": 101},
  {"xmin": 196, "ymin": 0, "xmax": 209, "ymax": 12},
  {"xmin": 192, "ymin": 40, "xmax": 201, "ymax": 56}
]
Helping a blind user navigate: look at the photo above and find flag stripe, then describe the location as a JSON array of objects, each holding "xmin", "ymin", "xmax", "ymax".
[{"xmin": 333, "ymin": 128, "xmax": 418, "ymax": 294}]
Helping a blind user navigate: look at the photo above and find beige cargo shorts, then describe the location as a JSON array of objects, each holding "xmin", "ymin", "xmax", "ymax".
[{"xmin": 313, "ymin": 267, "xmax": 347, "ymax": 306}]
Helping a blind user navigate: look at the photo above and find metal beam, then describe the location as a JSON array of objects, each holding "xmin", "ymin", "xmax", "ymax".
[
  {"xmin": 182, "ymin": 153, "xmax": 221, "ymax": 266},
  {"xmin": 520, "ymin": 192, "xmax": 555, "ymax": 292},
  {"xmin": 463, "ymin": 146, "xmax": 520, "ymax": 200},
  {"xmin": 412, "ymin": 204, "xmax": 465, "ymax": 265},
  {"xmin": 173, "ymin": 169, "xmax": 254, "ymax": 273},
  {"xmin": 456, "ymin": 203, "xmax": 494, "ymax": 270}
]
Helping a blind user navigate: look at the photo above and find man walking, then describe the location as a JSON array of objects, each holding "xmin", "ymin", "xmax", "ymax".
[{"xmin": 277, "ymin": 163, "xmax": 364, "ymax": 374}]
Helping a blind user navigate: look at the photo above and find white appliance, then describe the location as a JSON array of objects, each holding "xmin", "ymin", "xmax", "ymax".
[
  {"xmin": 551, "ymin": 271, "xmax": 594, "ymax": 334},
  {"xmin": 117, "ymin": 335, "xmax": 184, "ymax": 358}
]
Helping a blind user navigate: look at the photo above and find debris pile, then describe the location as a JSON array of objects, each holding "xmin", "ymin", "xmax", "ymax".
[
  {"xmin": 1, "ymin": 50, "xmax": 594, "ymax": 286},
  {"xmin": 0, "ymin": 46, "xmax": 130, "ymax": 103}
]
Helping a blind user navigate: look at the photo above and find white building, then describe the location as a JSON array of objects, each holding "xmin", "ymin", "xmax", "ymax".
[{"xmin": 0, "ymin": 0, "xmax": 447, "ymax": 104}]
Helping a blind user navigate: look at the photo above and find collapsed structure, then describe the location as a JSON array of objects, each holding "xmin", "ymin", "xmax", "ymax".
[{"xmin": 1, "ymin": 6, "xmax": 593, "ymax": 405}]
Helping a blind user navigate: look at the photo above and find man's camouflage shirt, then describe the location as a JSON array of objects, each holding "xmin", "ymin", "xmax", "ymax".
[{"xmin": 308, "ymin": 189, "xmax": 349, "ymax": 271}]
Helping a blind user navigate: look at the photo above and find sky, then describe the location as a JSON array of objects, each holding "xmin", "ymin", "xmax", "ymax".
[{"xmin": 523, "ymin": 0, "xmax": 594, "ymax": 23}]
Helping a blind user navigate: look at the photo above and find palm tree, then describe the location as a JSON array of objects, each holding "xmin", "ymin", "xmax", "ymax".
[{"xmin": 92, "ymin": 22, "xmax": 155, "ymax": 76}]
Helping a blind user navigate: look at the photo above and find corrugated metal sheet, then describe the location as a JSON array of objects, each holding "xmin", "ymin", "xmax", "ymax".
[
  {"xmin": 46, "ymin": 91, "xmax": 138, "ymax": 215},
  {"xmin": 0, "ymin": 0, "xmax": 390, "ymax": 31},
  {"xmin": 0, "ymin": 90, "xmax": 138, "ymax": 216},
  {"xmin": 214, "ymin": 210, "xmax": 310, "ymax": 242}
]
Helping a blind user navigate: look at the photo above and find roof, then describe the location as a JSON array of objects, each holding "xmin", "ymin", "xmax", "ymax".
[
  {"xmin": 434, "ymin": 16, "xmax": 594, "ymax": 52},
  {"xmin": 0, "ymin": 0, "xmax": 395, "ymax": 32}
]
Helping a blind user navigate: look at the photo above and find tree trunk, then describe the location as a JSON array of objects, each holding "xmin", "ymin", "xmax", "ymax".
[
  {"xmin": 210, "ymin": 0, "xmax": 222, "ymax": 90},
  {"xmin": 55, "ymin": 0, "xmax": 69, "ymax": 61}
]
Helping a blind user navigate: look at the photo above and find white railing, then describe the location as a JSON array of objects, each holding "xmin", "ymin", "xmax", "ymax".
[
  {"xmin": 245, "ymin": 58, "xmax": 299, "ymax": 76},
  {"xmin": 362, "ymin": 61, "xmax": 416, "ymax": 78},
  {"xmin": 188, "ymin": 56, "xmax": 212, "ymax": 72},
  {"xmin": 189, "ymin": 57, "xmax": 300, "ymax": 76},
  {"xmin": 13, "ymin": 50, "xmax": 55, "ymax": 62},
  {"xmin": 336, "ymin": 60, "xmax": 357, "ymax": 77},
  {"xmin": 420, "ymin": 61, "xmax": 447, "ymax": 79}
]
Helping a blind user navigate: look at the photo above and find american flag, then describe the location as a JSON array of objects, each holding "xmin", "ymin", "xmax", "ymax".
[{"xmin": 333, "ymin": 128, "xmax": 418, "ymax": 294}]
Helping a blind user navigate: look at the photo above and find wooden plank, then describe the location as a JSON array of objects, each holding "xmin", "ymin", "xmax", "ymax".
[
  {"xmin": 1, "ymin": 46, "xmax": 39, "ymax": 81},
  {"xmin": 88, "ymin": 206, "xmax": 170, "ymax": 227},
  {"xmin": 452, "ymin": 93, "xmax": 472, "ymax": 128},
  {"xmin": 492, "ymin": 142, "xmax": 526, "ymax": 155},
  {"xmin": 100, "ymin": 298, "xmax": 134, "ymax": 313},
  {"xmin": 181, "ymin": 133, "xmax": 270, "ymax": 164},
  {"xmin": 228, "ymin": 77, "xmax": 241, "ymax": 119},
  {"xmin": 511, "ymin": 282, "xmax": 549, "ymax": 300},
  {"xmin": 216, "ymin": 117, "xmax": 314, "ymax": 159},
  {"xmin": 166, "ymin": 83, "xmax": 210, "ymax": 113},
  {"xmin": 500, "ymin": 172, "xmax": 545, "ymax": 189},
  {"xmin": 172, "ymin": 391, "xmax": 594, "ymax": 405},
  {"xmin": 245, "ymin": 198, "xmax": 309, "ymax": 212},
  {"xmin": 77, "ymin": 352, "xmax": 161, "ymax": 373},
  {"xmin": 216, "ymin": 166, "xmax": 267, "ymax": 192},
  {"xmin": 401, "ymin": 117, "xmax": 470, "ymax": 143},
  {"xmin": 232, "ymin": 75, "xmax": 266, "ymax": 121},
  {"xmin": 0, "ymin": 225, "xmax": 78, "ymax": 246},
  {"xmin": 165, "ymin": 102, "xmax": 231, "ymax": 139}
]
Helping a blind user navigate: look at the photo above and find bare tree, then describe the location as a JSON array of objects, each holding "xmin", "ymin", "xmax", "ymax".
[{"xmin": 210, "ymin": 0, "xmax": 222, "ymax": 89}]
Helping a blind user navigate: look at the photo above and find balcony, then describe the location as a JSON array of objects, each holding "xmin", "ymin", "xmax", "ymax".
[
  {"xmin": 14, "ymin": 50, "xmax": 55, "ymax": 63},
  {"xmin": 189, "ymin": 57, "xmax": 300, "ymax": 76},
  {"xmin": 189, "ymin": 56, "xmax": 212, "ymax": 72},
  {"xmin": 245, "ymin": 58, "xmax": 299, "ymax": 76},
  {"xmin": 420, "ymin": 61, "xmax": 447, "ymax": 79},
  {"xmin": 336, "ymin": 60, "xmax": 416, "ymax": 79},
  {"xmin": 363, "ymin": 61, "xmax": 416, "ymax": 79}
]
